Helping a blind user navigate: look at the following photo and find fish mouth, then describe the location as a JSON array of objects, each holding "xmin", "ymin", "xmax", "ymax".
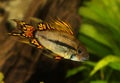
[
  {"xmin": 76, "ymin": 54, "xmax": 89, "ymax": 62},
  {"xmin": 79, "ymin": 54, "xmax": 89, "ymax": 62},
  {"xmin": 71, "ymin": 56, "xmax": 89, "ymax": 62},
  {"xmin": 70, "ymin": 54, "xmax": 89, "ymax": 62}
]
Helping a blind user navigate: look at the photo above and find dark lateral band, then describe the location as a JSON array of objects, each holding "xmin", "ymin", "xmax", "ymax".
[{"xmin": 40, "ymin": 35, "xmax": 76, "ymax": 51}]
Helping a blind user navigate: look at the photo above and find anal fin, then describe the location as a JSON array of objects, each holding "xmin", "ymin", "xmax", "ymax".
[{"xmin": 31, "ymin": 39, "xmax": 43, "ymax": 49}]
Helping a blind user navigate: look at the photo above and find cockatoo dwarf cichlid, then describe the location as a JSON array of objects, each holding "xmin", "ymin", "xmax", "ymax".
[{"xmin": 9, "ymin": 18, "xmax": 89, "ymax": 62}]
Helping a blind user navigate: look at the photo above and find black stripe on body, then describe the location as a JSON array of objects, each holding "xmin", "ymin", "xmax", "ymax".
[{"xmin": 40, "ymin": 35, "xmax": 76, "ymax": 51}]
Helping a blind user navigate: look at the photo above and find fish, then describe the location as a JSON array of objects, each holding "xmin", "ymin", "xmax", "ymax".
[{"xmin": 9, "ymin": 18, "xmax": 89, "ymax": 61}]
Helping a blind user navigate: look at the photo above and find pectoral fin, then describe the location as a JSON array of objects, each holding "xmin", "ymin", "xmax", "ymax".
[{"xmin": 53, "ymin": 55, "xmax": 64, "ymax": 60}]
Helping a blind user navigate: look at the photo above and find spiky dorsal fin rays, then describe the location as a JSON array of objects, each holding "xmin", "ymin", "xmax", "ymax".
[
  {"xmin": 9, "ymin": 18, "xmax": 74, "ymax": 49},
  {"xmin": 37, "ymin": 18, "xmax": 74, "ymax": 35},
  {"xmin": 12, "ymin": 18, "xmax": 74, "ymax": 36},
  {"xmin": 50, "ymin": 19, "xmax": 74, "ymax": 35}
]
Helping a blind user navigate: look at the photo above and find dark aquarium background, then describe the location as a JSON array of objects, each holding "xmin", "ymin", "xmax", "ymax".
[{"xmin": 0, "ymin": 0, "xmax": 120, "ymax": 83}]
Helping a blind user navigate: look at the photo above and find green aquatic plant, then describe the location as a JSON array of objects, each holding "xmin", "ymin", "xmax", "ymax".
[
  {"xmin": 0, "ymin": 72, "xmax": 4, "ymax": 83},
  {"xmin": 67, "ymin": 0, "xmax": 120, "ymax": 83},
  {"xmin": 79, "ymin": 0, "xmax": 120, "ymax": 57}
]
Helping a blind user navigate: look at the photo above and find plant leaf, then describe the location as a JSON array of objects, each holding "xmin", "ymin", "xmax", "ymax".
[
  {"xmin": 90, "ymin": 80, "xmax": 107, "ymax": 83},
  {"xmin": 79, "ymin": 24, "xmax": 113, "ymax": 48},
  {"xmin": 109, "ymin": 62, "xmax": 120, "ymax": 71},
  {"xmin": 0, "ymin": 72, "xmax": 4, "ymax": 82},
  {"xmin": 79, "ymin": 34, "xmax": 112, "ymax": 56},
  {"xmin": 90, "ymin": 55, "xmax": 120, "ymax": 76},
  {"xmin": 66, "ymin": 66, "xmax": 86, "ymax": 78}
]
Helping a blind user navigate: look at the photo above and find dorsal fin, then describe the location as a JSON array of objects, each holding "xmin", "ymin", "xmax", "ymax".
[{"xmin": 37, "ymin": 19, "xmax": 74, "ymax": 35}]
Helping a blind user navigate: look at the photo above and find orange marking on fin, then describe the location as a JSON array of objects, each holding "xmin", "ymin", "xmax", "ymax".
[
  {"xmin": 8, "ymin": 33, "xmax": 21, "ymax": 36},
  {"xmin": 38, "ymin": 23, "xmax": 47, "ymax": 30},
  {"xmin": 31, "ymin": 39, "xmax": 43, "ymax": 49},
  {"xmin": 37, "ymin": 19, "xmax": 74, "ymax": 35},
  {"xmin": 22, "ymin": 25, "xmax": 35, "ymax": 38},
  {"xmin": 54, "ymin": 56, "xmax": 63, "ymax": 60},
  {"xmin": 12, "ymin": 19, "xmax": 35, "ymax": 38}
]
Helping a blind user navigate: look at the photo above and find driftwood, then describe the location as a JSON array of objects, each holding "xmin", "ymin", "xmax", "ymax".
[{"xmin": 0, "ymin": 0, "xmax": 84, "ymax": 83}]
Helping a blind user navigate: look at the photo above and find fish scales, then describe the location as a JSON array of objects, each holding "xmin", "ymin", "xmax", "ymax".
[
  {"xmin": 9, "ymin": 19, "xmax": 89, "ymax": 61},
  {"xmin": 35, "ymin": 30, "xmax": 77, "ymax": 58}
]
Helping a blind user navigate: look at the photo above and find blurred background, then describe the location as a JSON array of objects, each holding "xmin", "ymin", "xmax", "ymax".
[{"xmin": 0, "ymin": 0, "xmax": 120, "ymax": 83}]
